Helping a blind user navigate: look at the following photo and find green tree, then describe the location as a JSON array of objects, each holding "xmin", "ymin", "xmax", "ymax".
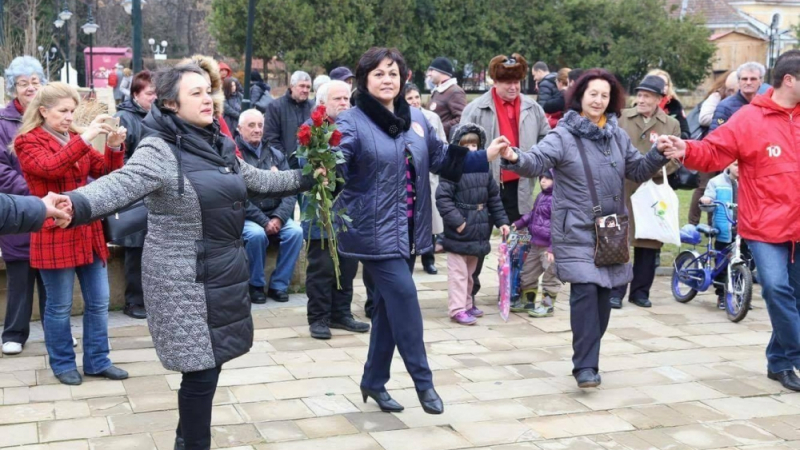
[{"xmin": 210, "ymin": 0, "xmax": 715, "ymax": 89}]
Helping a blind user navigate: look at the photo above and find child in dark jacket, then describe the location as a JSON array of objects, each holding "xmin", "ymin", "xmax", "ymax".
[
  {"xmin": 436, "ymin": 123, "xmax": 509, "ymax": 325},
  {"xmin": 511, "ymin": 170, "xmax": 561, "ymax": 317}
]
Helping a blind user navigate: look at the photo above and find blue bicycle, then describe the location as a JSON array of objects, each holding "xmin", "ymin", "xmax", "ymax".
[{"xmin": 671, "ymin": 201, "xmax": 753, "ymax": 322}]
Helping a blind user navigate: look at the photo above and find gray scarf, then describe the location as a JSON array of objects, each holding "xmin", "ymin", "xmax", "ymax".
[{"xmin": 41, "ymin": 123, "xmax": 71, "ymax": 147}]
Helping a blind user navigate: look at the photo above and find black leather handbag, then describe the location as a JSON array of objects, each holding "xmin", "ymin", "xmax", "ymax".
[
  {"xmin": 668, "ymin": 164, "xmax": 700, "ymax": 190},
  {"xmin": 102, "ymin": 200, "xmax": 148, "ymax": 246}
]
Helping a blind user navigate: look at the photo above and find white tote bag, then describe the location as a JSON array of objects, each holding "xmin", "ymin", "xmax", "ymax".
[{"xmin": 631, "ymin": 167, "xmax": 681, "ymax": 246}]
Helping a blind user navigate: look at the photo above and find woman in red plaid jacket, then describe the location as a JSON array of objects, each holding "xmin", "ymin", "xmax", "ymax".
[{"xmin": 14, "ymin": 82, "xmax": 128, "ymax": 386}]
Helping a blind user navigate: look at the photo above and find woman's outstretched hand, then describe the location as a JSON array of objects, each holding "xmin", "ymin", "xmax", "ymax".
[
  {"xmin": 314, "ymin": 167, "xmax": 329, "ymax": 186},
  {"xmin": 486, "ymin": 136, "xmax": 511, "ymax": 162}
]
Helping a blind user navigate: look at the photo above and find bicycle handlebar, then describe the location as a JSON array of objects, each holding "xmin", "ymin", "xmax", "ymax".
[{"xmin": 698, "ymin": 200, "xmax": 737, "ymax": 224}]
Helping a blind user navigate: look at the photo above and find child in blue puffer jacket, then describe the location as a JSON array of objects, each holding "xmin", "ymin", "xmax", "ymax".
[
  {"xmin": 511, "ymin": 170, "xmax": 562, "ymax": 318},
  {"xmin": 700, "ymin": 161, "xmax": 743, "ymax": 309}
]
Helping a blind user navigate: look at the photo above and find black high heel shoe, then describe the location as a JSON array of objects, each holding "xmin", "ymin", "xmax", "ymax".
[
  {"xmin": 417, "ymin": 388, "xmax": 444, "ymax": 414},
  {"xmin": 361, "ymin": 387, "xmax": 404, "ymax": 412}
]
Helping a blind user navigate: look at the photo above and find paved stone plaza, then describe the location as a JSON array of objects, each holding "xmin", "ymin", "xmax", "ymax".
[{"xmin": 0, "ymin": 248, "xmax": 793, "ymax": 450}]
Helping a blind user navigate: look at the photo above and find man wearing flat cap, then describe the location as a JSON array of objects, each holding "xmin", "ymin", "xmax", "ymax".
[
  {"xmin": 609, "ymin": 75, "xmax": 680, "ymax": 310},
  {"xmin": 427, "ymin": 57, "xmax": 467, "ymax": 138},
  {"xmin": 460, "ymin": 53, "xmax": 550, "ymax": 300}
]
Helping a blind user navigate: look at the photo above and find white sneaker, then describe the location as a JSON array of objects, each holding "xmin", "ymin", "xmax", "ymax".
[
  {"xmin": 2, "ymin": 342, "xmax": 22, "ymax": 355},
  {"xmin": 72, "ymin": 337, "xmax": 77, "ymax": 348}
]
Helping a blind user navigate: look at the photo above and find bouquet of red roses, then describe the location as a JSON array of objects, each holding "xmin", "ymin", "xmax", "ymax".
[{"xmin": 296, "ymin": 105, "xmax": 351, "ymax": 288}]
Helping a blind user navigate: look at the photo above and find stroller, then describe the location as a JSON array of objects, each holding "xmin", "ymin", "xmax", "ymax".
[{"xmin": 498, "ymin": 231, "xmax": 532, "ymax": 321}]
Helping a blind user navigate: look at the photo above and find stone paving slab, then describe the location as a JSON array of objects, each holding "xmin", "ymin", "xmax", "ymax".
[{"xmin": 0, "ymin": 248, "xmax": 792, "ymax": 449}]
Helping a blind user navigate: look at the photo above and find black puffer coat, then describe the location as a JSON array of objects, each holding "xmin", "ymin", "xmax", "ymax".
[
  {"xmin": 115, "ymin": 99, "xmax": 148, "ymax": 161},
  {"xmin": 436, "ymin": 124, "xmax": 509, "ymax": 256}
]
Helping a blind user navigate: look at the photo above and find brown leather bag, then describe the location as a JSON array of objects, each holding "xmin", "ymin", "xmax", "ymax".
[{"xmin": 573, "ymin": 136, "xmax": 630, "ymax": 267}]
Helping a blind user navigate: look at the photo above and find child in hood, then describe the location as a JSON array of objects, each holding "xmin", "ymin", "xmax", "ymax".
[
  {"xmin": 436, "ymin": 123, "xmax": 510, "ymax": 325},
  {"xmin": 512, "ymin": 170, "xmax": 562, "ymax": 317}
]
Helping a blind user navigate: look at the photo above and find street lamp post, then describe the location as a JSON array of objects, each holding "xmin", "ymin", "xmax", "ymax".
[
  {"xmin": 242, "ymin": 0, "xmax": 257, "ymax": 108},
  {"xmin": 122, "ymin": 0, "xmax": 145, "ymax": 73},
  {"xmin": 54, "ymin": 1, "xmax": 73, "ymax": 84},
  {"xmin": 38, "ymin": 46, "xmax": 58, "ymax": 78},
  {"xmin": 148, "ymin": 38, "xmax": 168, "ymax": 60},
  {"xmin": 82, "ymin": 5, "xmax": 99, "ymax": 93}
]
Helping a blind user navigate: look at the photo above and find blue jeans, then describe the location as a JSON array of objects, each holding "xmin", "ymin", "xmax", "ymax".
[
  {"xmin": 242, "ymin": 219, "xmax": 303, "ymax": 292},
  {"xmin": 40, "ymin": 255, "xmax": 112, "ymax": 376},
  {"xmin": 747, "ymin": 240, "xmax": 800, "ymax": 373}
]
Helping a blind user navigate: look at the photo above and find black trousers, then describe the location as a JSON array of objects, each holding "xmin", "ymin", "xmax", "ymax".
[
  {"xmin": 363, "ymin": 255, "xmax": 416, "ymax": 325},
  {"xmin": 306, "ymin": 239, "xmax": 359, "ymax": 324},
  {"xmin": 610, "ymin": 247, "xmax": 658, "ymax": 301},
  {"xmin": 2, "ymin": 260, "xmax": 46, "ymax": 344},
  {"xmin": 361, "ymin": 256, "xmax": 433, "ymax": 391},
  {"xmin": 570, "ymin": 283, "xmax": 612, "ymax": 374},
  {"xmin": 176, "ymin": 365, "xmax": 222, "ymax": 450},
  {"xmin": 124, "ymin": 247, "xmax": 144, "ymax": 307},
  {"xmin": 501, "ymin": 179, "xmax": 522, "ymax": 223}
]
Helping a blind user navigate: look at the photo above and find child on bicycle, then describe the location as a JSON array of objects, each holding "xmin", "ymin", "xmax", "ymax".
[
  {"xmin": 510, "ymin": 170, "xmax": 562, "ymax": 317},
  {"xmin": 436, "ymin": 123, "xmax": 510, "ymax": 325},
  {"xmin": 700, "ymin": 161, "xmax": 739, "ymax": 309}
]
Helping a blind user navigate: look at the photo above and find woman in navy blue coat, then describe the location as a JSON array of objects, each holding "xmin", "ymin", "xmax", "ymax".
[{"xmin": 336, "ymin": 47, "xmax": 505, "ymax": 414}]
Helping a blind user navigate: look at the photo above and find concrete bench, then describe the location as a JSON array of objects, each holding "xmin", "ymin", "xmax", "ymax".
[{"xmin": 0, "ymin": 245, "xmax": 306, "ymax": 321}]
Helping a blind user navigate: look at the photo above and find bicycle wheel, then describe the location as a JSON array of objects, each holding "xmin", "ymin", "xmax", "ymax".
[
  {"xmin": 672, "ymin": 250, "xmax": 701, "ymax": 303},
  {"xmin": 725, "ymin": 263, "xmax": 753, "ymax": 323}
]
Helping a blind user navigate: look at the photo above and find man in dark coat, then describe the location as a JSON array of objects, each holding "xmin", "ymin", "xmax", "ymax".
[
  {"xmin": 113, "ymin": 70, "xmax": 157, "ymax": 320},
  {"xmin": 264, "ymin": 71, "xmax": 314, "ymax": 169},
  {"xmin": 533, "ymin": 61, "xmax": 558, "ymax": 105},
  {"xmin": 238, "ymin": 109, "xmax": 304, "ymax": 304},
  {"xmin": 426, "ymin": 57, "xmax": 467, "ymax": 139},
  {"xmin": 300, "ymin": 80, "xmax": 370, "ymax": 340},
  {"xmin": 710, "ymin": 61, "xmax": 764, "ymax": 132},
  {"xmin": 250, "ymin": 70, "xmax": 273, "ymax": 114}
]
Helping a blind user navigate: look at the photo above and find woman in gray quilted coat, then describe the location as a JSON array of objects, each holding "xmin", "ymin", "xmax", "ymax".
[
  {"xmin": 64, "ymin": 64, "xmax": 319, "ymax": 450},
  {"xmin": 494, "ymin": 69, "xmax": 670, "ymax": 389}
]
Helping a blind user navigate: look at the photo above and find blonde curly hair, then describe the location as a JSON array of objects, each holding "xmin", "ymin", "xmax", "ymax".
[{"xmin": 179, "ymin": 54, "xmax": 225, "ymax": 117}]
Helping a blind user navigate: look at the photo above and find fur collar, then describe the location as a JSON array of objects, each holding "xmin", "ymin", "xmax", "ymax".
[
  {"xmin": 560, "ymin": 110, "xmax": 617, "ymax": 141},
  {"xmin": 355, "ymin": 90, "xmax": 411, "ymax": 138}
]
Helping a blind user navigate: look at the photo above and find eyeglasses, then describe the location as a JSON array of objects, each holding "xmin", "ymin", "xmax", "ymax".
[
  {"xmin": 739, "ymin": 77, "xmax": 760, "ymax": 82},
  {"xmin": 16, "ymin": 81, "xmax": 42, "ymax": 89}
]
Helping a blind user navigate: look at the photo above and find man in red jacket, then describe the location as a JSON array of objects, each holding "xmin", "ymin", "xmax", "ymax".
[{"xmin": 659, "ymin": 50, "xmax": 800, "ymax": 392}]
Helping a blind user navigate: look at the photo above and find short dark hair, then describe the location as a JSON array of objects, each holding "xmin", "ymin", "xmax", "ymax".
[
  {"xmin": 568, "ymin": 68, "xmax": 584, "ymax": 83},
  {"xmin": 403, "ymin": 83, "xmax": 420, "ymax": 97},
  {"xmin": 130, "ymin": 70, "xmax": 154, "ymax": 97},
  {"xmin": 355, "ymin": 47, "xmax": 408, "ymax": 97},
  {"xmin": 773, "ymin": 50, "xmax": 800, "ymax": 88},
  {"xmin": 565, "ymin": 68, "xmax": 626, "ymax": 117},
  {"xmin": 533, "ymin": 61, "xmax": 548, "ymax": 72},
  {"xmin": 155, "ymin": 63, "xmax": 206, "ymax": 109}
]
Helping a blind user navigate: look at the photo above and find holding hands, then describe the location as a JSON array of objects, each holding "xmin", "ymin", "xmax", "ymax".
[
  {"xmin": 486, "ymin": 136, "xmax": 517, "ymax": 162},
  {"xmin": 656, "ymin": 135, "xmax": 687, "ymax": 160},
  {"xmin": 499, "ymin": 224, "xmax": 511, "ymax": 239},
  {"xmin": 42, "ymin": 192, "xmax": 73, "ymax": 228}
]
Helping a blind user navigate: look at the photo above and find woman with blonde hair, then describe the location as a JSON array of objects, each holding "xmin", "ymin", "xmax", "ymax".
[
  {"xmin": 647, "ymin": 69, "xmax": 689, "ymax": 138},
  {"xmin": 14, "ymin": 82, "xmax": 128, "ymax": 386}
]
